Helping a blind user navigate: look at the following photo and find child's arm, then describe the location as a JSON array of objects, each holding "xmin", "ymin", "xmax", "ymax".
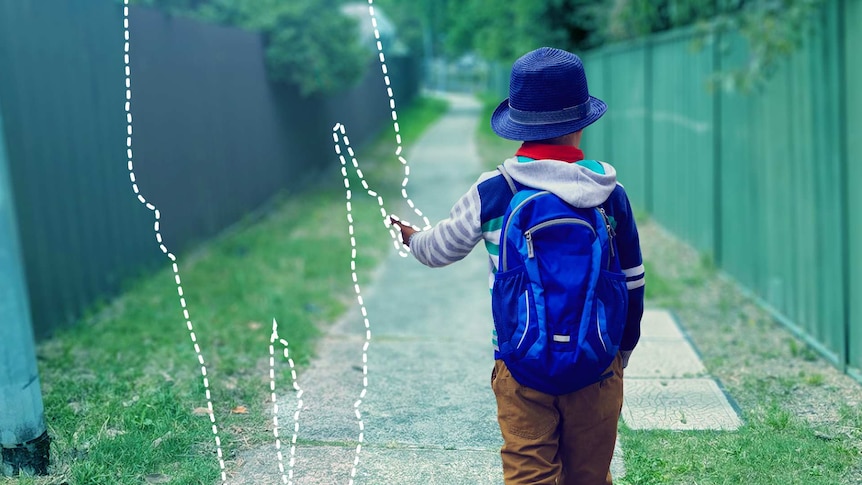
[{"xmin": 392, "ymin": 183, "xmax": 483, "ymax": 268}]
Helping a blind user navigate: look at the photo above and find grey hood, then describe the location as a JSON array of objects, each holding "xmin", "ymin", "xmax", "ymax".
[{"xmin": 501, "ymin": 157, "xmax": 618, "ymax": 208}]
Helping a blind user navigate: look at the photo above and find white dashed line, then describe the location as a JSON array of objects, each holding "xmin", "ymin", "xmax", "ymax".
[
  {"xmin": 324, "ymin": 2, "xmax": 435, "ymax": 481},
  {"xmin": 270, "ymin": 318, "xmax": 303, "ymax": 484},
  {"xmin": 121, "ymin": 2, "xmax": 226, "ymax": 482}
]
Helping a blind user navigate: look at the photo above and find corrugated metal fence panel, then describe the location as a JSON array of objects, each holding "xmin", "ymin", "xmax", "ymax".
[
  {"xmin": 720, "ymin": 8, "xmax": 845, "ymax": 364},
  {"xmin": 717, "ymin": 33, "xmax": 761, "ymax": 292},
  {"xmin": 650, "ymin": 33, "xmax": 716, "ymax": 254},
  {"xmin": 0, "ymin": 1, "xmax": 418, "ymax": 338},
  {"xmin": 793, "ymin": 1, "xmax": 844, "ymax": 362},
  {"xmin": 129, "ymin": 8, "xmax": 413, "ymax": 254},
  {"xmin": 846, "ymin": 0, "xmax": 862, "ymax": 376},
  {"xmin": 755, "ymin": 1, "xmax": 844, "ymax": 362},
  {"xmin": 604, "ymin": 45, "xmax": 648, "ymax": 210},
  {"xmin": 129, "ymin": 7, "xmax": 305, "ymax": 251},
  {"xmin": 580, "ymin": 53, "xmax": 608, "ymax": 164},
  {"xmin": 0, "ymin": 0, "xmax": 158, "ymax": 336}
]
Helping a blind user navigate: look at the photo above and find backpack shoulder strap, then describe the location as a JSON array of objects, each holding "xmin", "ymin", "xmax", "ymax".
[{"xmin": 497, "ymin": 164, "xmax": 517, "ymax": 195}]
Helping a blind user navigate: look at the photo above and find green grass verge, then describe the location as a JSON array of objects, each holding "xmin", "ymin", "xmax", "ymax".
[
  {"xmin": 3, "ymin": 95, "xmax": 448, "ymax": 484},
  {"xmin": 618, "ymin": 409, "xmax": 857, "ymax": 485}
]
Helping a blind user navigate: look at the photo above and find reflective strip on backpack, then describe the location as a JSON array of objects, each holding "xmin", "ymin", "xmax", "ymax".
[{"xmin": 516, "ymin": 291, "xmax": 530, "ymax": 349}]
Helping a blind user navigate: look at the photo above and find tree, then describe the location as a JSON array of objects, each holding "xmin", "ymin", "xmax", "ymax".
[{"xmin": 370, "ymin": 0, "xmax": 447, "ymax": 59}]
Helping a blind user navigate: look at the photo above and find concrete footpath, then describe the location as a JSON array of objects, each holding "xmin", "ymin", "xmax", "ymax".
[{"xmin": 230, "ymin": 94, "xmax": 739, "ymax": 484}]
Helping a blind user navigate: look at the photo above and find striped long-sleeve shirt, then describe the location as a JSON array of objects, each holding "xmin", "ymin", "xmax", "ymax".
[{"xmin": 409, "ymin": 150, "xmax": 645, "ymax": 352}]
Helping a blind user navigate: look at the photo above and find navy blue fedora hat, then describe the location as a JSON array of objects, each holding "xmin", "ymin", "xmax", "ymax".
[{"xmin": 491, "ymin": 47, "xmax": 606, "ymax": 141}]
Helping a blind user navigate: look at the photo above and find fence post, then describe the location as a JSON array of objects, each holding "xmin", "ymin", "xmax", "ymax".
[
  {"xmin": 836, "ymin": 0, "xmax": 851, "ymax": 374},
  {"xmin": 644, "ymin": 37, "xmax": 654, "ymax": 214},
  {"xmin": 0, "ymin": 100, "xmax": 50, "ymax": 476},
  {"xmin": 712, "ymin": 25, "xmax": 723, "ymax": 267}
]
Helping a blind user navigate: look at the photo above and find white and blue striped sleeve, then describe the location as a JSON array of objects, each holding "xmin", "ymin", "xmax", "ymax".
[{"xmin": 408, "ymin": 183, "xmax": 483, "ymax": 268}]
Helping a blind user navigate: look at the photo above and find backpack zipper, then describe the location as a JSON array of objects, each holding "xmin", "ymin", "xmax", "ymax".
[
  {"xmin": 597, "ymin": 207, "xmax": 615, "ymax": 262},
  {"xmin": 501, "ymin": 191, "xmax": 549, "ymax": 271},
  {"xmin": 524, "ymin": 218, "xmax": 596, "ymax": 259}
]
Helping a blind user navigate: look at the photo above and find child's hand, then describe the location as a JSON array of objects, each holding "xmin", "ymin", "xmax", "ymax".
[{"xmin": 389, "ymin": 216, "xmax": 417, "ymax": 246}]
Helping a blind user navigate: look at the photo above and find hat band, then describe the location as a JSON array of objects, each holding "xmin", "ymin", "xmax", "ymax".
[{"xmin": 508, "ymin": 99, "xmax": 591, "ymax": 125}]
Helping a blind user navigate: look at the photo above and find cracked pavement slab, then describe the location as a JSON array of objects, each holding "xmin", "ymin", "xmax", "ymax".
[{"xmin": 623, "ymin": 309, "xmax": 742, "ymax": 431}]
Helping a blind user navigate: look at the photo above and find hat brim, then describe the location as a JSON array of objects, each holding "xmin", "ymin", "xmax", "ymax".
[{"xmin": 490, "ymin": 96, "xmax": 607, "ymax": 141}]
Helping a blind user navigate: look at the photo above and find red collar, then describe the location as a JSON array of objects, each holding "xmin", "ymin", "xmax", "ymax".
[{"xmin": 515, "ymin": 142, "xmax": 584, "ymax": 163}]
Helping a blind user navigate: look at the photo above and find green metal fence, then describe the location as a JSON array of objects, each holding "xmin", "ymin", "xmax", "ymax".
[
  {"xmin": 604, "ymin": 44, "xmax": 649, "ymax": 212},
  {"xmin": 578, "ymin": 0, "xmax": 860, "ymax": 380},
  {"xmin": 846, "ymin": 0, "xmax": 862, "ymax": 382}
]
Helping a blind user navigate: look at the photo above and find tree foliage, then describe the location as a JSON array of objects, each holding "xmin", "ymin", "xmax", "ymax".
[
  {"xmin": 604, "ymin": 0, "xmax": 828, "ymax": 90},
  {"xmin": 131, "ymin": 0, "xmax": 369, "ymax": 96},
  {"xmin": 378, "ymin": 0, "xmax": 827, "ymax": 89}
]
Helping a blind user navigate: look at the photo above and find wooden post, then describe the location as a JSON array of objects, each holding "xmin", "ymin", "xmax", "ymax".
[{"xmin": 0, "ymin": 99, "xmax": 49, "ymax": 476}]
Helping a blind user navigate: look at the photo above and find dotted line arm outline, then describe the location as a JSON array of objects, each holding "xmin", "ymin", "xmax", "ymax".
[{"xmin": 122, "ymin": 2, "xmax": 227, "ymax": 483}]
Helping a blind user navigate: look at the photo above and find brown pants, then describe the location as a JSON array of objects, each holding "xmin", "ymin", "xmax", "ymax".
[{"xmin": 491, "ymin": 354, "xmax": 624, "ymax": 485}]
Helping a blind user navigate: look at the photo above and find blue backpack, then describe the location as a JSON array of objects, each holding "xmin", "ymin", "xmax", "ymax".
[{"xmin": 492, "ymin": 163, "xmax": 628, "ymax": 395}]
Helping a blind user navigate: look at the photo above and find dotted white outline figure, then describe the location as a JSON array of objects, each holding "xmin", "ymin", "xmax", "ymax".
[
  {"xmin": 270, "ymin": 318, "xmax": 303, "ymax": 485},
  {"xmin": 121, "ymin": 2, "xmax": 227, "ymax": 482}
]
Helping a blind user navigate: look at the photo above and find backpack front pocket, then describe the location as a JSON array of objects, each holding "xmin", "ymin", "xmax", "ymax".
[
  {"xmin": 596, "ymin": 268, "xmax": 629, "ymax": 348},
  {"xmin": 492, "ymin": 266, "xmax": 536, "ymax": 358}
]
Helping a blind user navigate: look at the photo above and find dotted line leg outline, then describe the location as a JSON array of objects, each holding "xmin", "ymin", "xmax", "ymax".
[
  {"xmin": 270, "ymin": 318, "xmax": 303, "ymax": 485},
  {"xmin": 121, "ymin": 2, "xmax": 227, "ymax": 483}
]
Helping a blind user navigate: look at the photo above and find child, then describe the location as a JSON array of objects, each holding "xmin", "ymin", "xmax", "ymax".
[{"xmin": 391, "ymin": 47, "xmax": 645, "ymax": 485}]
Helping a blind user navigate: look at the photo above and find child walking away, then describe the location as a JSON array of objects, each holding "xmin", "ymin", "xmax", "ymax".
[{"xmin": 391, "ymin": 47, "xmax": 645, "ymax": 485}]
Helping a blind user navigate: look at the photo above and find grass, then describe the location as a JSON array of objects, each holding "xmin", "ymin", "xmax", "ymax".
[
  {"xmin": 618, "ymin": 417, "xmax": 856, "ymax": 485},
  {"xmin": 617, "ymin": 397, "xmax": 858, "ymax": 485},
  {"xmin": 3, "ymin": 95, "xmax": 449, "ymax": 484}
]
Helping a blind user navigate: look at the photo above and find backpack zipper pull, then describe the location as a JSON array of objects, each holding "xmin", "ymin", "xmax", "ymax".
[
  {"xmin": 525, "ymin": 230, "xmax": 534, "ymax": 258},
  {"xmin": 598, "ymin": 208, "xmax": 615, "ymax": 260}
]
